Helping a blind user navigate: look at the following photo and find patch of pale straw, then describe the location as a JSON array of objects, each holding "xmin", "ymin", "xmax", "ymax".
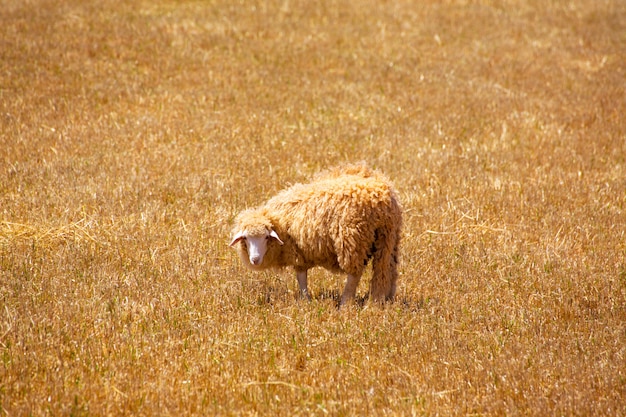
[{"xmin": 0, "ymin": 218, "xmax": 103, "ymax": 248}]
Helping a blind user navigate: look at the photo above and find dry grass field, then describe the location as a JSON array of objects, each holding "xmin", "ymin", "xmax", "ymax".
[{"xmin": 1, "ymin": 0, "xmax": 625, "ymax": 415}]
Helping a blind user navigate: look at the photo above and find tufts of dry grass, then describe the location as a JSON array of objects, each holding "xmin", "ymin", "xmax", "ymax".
[{"xmin": 1, "ymin": 0, "xmax": 625, "ymax": 415}]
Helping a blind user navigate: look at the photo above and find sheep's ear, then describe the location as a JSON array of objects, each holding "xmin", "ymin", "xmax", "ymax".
[
  {"xmin": 229, "ymin": 231, "xmax": 245, "ymax": 247},
  {"xmin": 269, "ymin": 230, "xmax": 284, "ymax": 245}
]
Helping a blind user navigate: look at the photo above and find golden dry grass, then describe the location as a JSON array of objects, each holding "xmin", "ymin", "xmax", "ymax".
[{"xmin": 1, "ymin": 0, "xmax": 625, "ymax": 415}]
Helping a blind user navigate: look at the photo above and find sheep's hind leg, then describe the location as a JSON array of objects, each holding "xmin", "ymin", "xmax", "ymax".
[
  {"xmin": 296, "ymin": 270, "xmax": 311, "ymax": 300},
  {"xmin": 339, "ymin": 274, "xmax": 362, "ymax": 307}
]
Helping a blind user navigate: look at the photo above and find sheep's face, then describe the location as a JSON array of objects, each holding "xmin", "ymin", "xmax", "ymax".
[{"xmin": 229, "ymin": 228, "xmax": 284, "ymax": 267}]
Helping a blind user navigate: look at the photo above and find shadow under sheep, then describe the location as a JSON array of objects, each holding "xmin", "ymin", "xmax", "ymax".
[{"xmin": 257, "ymin": 285, "xmax": 427, "ymax": 311}]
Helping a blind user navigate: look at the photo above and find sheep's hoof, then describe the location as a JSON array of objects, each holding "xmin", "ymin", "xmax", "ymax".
[
  {"xmin": 298, "ymin": 291, "xmax": 312, "ymax": 301},
  {"xmin": 338, "ymin": 297, "xmax": 354, "ymax": 309}
]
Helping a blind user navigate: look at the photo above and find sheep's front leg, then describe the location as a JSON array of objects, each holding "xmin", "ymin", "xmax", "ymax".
[
  {"xmin": 339, "ymin": 274, "xmax": 361, "ymax": 307},
  {"xmin": 296, "ymin": 270, "xmax": 311, "ymax": 300}
]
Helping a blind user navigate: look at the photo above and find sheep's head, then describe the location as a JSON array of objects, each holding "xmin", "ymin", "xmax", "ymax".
[{"xmin": 230, "ymin": 212, "xmax": 284, "ymax": 267}]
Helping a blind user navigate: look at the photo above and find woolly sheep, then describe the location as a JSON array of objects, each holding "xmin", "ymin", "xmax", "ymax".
[{"xmin": 229, "ymin": 164, "xmax": 402, "ymax": 306}]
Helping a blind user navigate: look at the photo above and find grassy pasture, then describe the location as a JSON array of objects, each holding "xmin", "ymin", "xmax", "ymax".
[{"xmin": 1, "ymin": 0, "xmax": 625, "ymax": 415}]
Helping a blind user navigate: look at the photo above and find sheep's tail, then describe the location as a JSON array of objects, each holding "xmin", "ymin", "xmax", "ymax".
[{"xmin": 370, "ymin": 201, "xmax": 402, "ymax": 303}]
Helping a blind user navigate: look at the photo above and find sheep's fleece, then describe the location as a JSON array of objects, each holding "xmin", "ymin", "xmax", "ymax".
[{"xmin": 230, "ymin": 164, "xmax": 402, "ymax": 305}]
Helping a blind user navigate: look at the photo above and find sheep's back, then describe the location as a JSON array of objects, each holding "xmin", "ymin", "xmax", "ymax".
[{"xmin": 266, "ymin": 174, "xmax": 397, "ymax": 269}]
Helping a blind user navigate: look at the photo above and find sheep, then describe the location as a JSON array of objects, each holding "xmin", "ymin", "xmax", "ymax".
[{"xmin": 229, "ymin": 164, "xmax": 402, "ymax": 306}]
